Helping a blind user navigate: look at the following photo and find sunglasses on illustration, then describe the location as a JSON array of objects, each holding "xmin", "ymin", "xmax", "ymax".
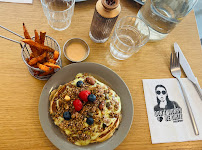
[{"xmin": 156, "ymin": 90, "xmax": 166, "ymax": 95}]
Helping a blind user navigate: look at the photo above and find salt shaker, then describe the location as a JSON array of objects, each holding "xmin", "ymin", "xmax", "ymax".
[{"xmin": 89, "ymin": 0, "xmax": 121, "ymax": 43}]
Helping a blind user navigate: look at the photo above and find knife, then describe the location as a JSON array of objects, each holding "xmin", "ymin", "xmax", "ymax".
[{"xmin": 174, "ymin": 42, "xmax": 202, "ymax": 100}]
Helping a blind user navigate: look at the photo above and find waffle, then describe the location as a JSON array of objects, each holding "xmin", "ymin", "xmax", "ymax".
[{"xmin": 49, "ymin": 73, "xmax": 121, "ymax": 146}]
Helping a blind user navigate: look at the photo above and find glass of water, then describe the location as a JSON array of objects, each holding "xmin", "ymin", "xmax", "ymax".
[
  {"xmin": 110, "ymin": 16, "xmax": 150, "ymax": 60},
  {"xmin": 41, "ymin": 0, "xmax": 75, "ymax": 31},
  {"xmin": 137, "ymin": 0, "xmax": 198, "ymax": 41}
]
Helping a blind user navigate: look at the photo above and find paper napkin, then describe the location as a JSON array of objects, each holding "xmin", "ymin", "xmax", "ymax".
[{"xmin": 143, "ymin": 78, "xmax": 202, "ymax": 144}]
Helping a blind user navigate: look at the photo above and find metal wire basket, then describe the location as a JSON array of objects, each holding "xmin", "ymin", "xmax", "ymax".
[
  {"xmin": 22, "ymin": 36, "xmax": 62, "ymax": 80},
  {"xmin": 0, "ymin": 25, "xmax": 62, "ymax": 80}
]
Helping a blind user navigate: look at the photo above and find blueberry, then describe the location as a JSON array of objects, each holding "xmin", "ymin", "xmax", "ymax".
[
  {"xmin": 63, "ymin": 111, "xmax": 71, "ymax": 120},
  {"xmin": 86, "ymin": 117, "xmax": 94, "ymax": 125},
  {"xmin": 76, "ymin": 80, "xmax": 83, "ymax": 87},
  {"xmin": 88, "ymin": 94, "xmax": 96, "ymax": 102}
]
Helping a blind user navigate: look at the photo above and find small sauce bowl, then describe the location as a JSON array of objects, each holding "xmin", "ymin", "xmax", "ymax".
[{"xmin": 63, "ymin": 38, "xmax": 90, "ymax": 63}]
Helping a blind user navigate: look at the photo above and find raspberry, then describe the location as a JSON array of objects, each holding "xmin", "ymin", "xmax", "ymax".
[
  {"xmin": 79, "ymin": 90, "xmax": 91, "ymax": 102},
  {"xmin": 73, "ymin": 99, "xmax": 83, "ymax": 111}
]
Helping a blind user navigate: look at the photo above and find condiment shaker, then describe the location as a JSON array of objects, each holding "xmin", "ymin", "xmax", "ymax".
[{"xmin": 89, "ymin": 0, "xmax": 121, "ymax": 43}]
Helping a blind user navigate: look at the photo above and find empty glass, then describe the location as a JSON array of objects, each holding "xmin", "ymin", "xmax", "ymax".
[
  {"xmin": 110, "ymin": 16, "xmax": 150, "ymax": 60},
  {"xmin": 41, "ymin": 0, "xmax": 75, "ymax": 31}
]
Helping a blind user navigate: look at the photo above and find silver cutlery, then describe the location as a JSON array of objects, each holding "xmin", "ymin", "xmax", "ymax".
[
  {"xmin": 174, "ymin": 42, "xmax": 202, "ymax": 101},
  {"xmin": 170, "ymin": 52, "xmax": 199, "ymax": 135}
]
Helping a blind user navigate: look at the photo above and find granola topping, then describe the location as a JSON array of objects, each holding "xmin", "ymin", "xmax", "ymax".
[{"xmin": 49, "ymin": 73, "xmax": 121, "ymax": 146}]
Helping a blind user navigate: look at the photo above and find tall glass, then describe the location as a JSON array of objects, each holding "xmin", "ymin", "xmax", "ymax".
[
  {"xmin": 137, "ymin": 0, "xmax": 198, "ymax": 41},
  {"xmin": 110, "ymin": 16, "xmax": 150, "ymax": 60},
  {"xmin": 41, "ymin": 0, "xmax": 75, "ymax": 31}
]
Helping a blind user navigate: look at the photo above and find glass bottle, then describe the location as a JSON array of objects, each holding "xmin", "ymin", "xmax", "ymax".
[{"xmin": 89, "ymin": 0, "xmax": 121, "ymax": 43}]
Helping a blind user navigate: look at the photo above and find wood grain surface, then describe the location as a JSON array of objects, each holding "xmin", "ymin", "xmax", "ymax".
[{"xmin": 0, "ymin": 0, "xmax": 202, "ymax": 149}]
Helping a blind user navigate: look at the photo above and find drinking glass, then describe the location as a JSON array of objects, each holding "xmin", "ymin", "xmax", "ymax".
[
  {"xmin": 110, "ymin": 16, "xmax": 150, "ymax": 60},
  {"xmin": 41, "ymin": 0, "xmax": 75, "ymax": 31},
  {"xmin": 137, "ymin": 0, "xmax": 198, "ymax": 41}
]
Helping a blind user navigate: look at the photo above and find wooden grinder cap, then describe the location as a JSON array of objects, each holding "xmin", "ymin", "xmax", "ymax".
[{"xmin": 101, "ymin": 0, "xmax": 120, "ymax": 10}]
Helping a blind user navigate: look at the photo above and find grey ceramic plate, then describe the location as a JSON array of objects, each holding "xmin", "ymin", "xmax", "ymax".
[{"xmin": 39, "ymin": 62, "xmax": 134, "ymax": 150}]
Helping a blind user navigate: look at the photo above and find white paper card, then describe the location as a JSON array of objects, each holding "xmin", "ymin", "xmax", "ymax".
[
  {"xmin": 143, "ymin": 78, "xmax": 202, "ymax": 144},
  {"xmin": 0, "ymin": 0, "xmax": 32, "ymax": 4}
]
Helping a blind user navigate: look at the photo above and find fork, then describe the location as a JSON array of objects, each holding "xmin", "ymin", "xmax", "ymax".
[{"xmin": 170, "ymin": 52, "xmax": 199, "ymax": 135}]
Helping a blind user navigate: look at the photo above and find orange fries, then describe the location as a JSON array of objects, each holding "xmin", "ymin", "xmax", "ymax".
[
  {"xmin": 23, "ymin": 23, "xmax": 39, "ymax": 56},
  {"xmin": 43, "ymin": 62, "xmax": 61, "ymax": 69},
  {"xmin": 28, "ymin": 52, "xmax": 47, "ymax": 66},
  {"xmin": 40, "ymin": 31, "xmax": 46, "ymax": 45},
  {"xmin": 23, "ymin": 23, "xmax": 60, "ymax": 76},
  {"xmin": 53, "ymin": 50, "xmax": 59, "ymax": 60},
  {"xmin": 23, "ymin": 23, "xmax": 31, "ymax": 39},
  {"xmin": 34, "ymin": 29, "xmax": 40, "ymax": 43},
  {"xmin": 48, "ymin": 59, "xmax": 56, "ymax": 64},
  {"xmin": 37, "ymin": 63, "xmax": 50, "ymax": 72},
  {"xmin": 22, "ymin": 39, "xmax": 55, "ymax": 52},
  {"xmin": 39, "ymin": 68, "xmax": 54, "ymax": 76}
]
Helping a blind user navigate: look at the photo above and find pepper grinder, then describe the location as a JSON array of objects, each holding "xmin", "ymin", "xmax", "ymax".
[{"xmin": 89, "ymin": 0, "xmax": 121, "ymax": 43}]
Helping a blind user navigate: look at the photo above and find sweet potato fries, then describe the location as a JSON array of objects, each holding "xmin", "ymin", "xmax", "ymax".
[{"xmin": 23, "ymin": 23, "xmax": 60, "ymax": 76}]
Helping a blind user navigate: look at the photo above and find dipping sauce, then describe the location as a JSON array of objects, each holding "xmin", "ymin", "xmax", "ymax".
[{"xmin": 65, "ymin": 42, "xmax": 87, "ymax": 62}]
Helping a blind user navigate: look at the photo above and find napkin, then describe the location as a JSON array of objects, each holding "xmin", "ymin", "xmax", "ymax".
[
  {"xmin": 143, "ymin": 78, "xmax": 202, "ymax": 144},
  {"xmin": 0, "ymin": 0, "xmax": 32, "ymax": 4}
]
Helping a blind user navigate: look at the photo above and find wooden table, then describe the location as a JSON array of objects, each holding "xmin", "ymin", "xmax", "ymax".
[{"xmin": 0, "ymin": 0, "xmax": 201, "ymax": 149}]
